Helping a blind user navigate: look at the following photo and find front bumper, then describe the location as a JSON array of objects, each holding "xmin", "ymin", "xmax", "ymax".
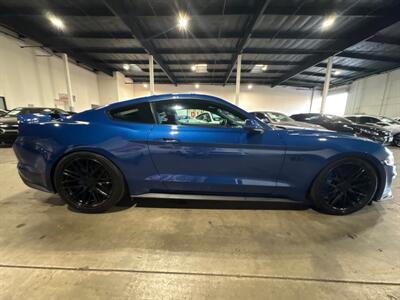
[
  {"xmin": 378, "ymin": 164, "xmax": 397, "ymax": 201},
  {"xmin": 0, "ymin": 128, "xmax": 18, "ymax": 143}
]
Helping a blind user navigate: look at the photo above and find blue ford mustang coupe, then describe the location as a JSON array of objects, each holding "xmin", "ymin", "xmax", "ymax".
[{"xmin": 13, "ymin": 94, "xmax": 396, "ymax": 215}]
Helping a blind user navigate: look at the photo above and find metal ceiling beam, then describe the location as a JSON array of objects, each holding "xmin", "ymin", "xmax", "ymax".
[
  {"xmin": 223, "ymin": 0, "xmax": 271, "ymax": 85},
  {"xmin": 315, "ymin": 63, "xmax": 371, "ymax": 72},
  {"xmin": 331, "ymin": 64, "xmax": 400, "ymax": 88},
  {"xmin": 337, "ymin": 51, "xmax": 400, "ymax": 63},
  {"xmin": 271, "ymin": 8, "xmax": 400, "ymax": 87},
  {"xmin": 54, "ymin": 47, "xmax": 333, "ymax": 55},
  {"xmin": 0, "ymin": 4, "xmax": 396, "ymax": 17},
  {"xmin": 88, "ymin": 59, "xmax": 301, "ymax": 66},
  {"xmin": 367, "ymin": 36, "xmax": 400, "ymax": 46},
  {"xmin": 102, "ymin": 0, "xmax": 177, "ymax": 84}
]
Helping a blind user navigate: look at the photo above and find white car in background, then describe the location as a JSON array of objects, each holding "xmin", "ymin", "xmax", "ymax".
[{"xmin": 345, "ymin": 115, "xmax": 400, "ymax": 147}]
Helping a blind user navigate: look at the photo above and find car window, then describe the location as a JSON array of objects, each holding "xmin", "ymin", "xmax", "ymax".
[
  {"xmin": 109, "ymin": 103, "xmax": 155, "ymax": 124},
  {"xmin": 379, "ymin": 116, "xmax": 400, "ymax": 125},
  {"xmin": 359, "ymin": 116, "xmax": 380, "ymax": 124},
  {"xmin": 153, "ymin": 99, "xmax": 246, "ymax": 128},
  {"xmin": 345, "ymin": 116, "xmax": 357, "ymax": 122}
]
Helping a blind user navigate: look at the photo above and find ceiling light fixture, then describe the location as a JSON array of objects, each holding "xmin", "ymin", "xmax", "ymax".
[
  {"xmin": 123, "ymin": 64, "xmax": 130, "ymax": 71},
  {"xmin": 321, "ymin": 15, "xmax": 336, "ymax": 30},
  {"xmin": 46, "ymin": 13, "xmax": 65, "ymax": 30},
  {"xmin": 191, "ymin": 64, "xmax": 208, "ymax": 73},
  {"xmin": 334, "ymin": 70, "xmax": 341, "ymax": 75},
  {"xmin": 251, "ymin": 64, "xmax": 268, "ymax": 73},
  {"xmin": 247, "ymin": 84, "xmax": 253, "ymax": 90},
  {"xmin": 177, "ymin": 12, "xmax": 189, "ymax": 31},
  {"xmin": 195, "ymin": 83, "xmax": 200, "ymax": 89}
]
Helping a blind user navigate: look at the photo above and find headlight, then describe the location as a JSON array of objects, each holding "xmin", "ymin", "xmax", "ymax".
[
  {"xmin": 0, "ymin": 124, "xmax": 8, "ymax": 128},
  {"xmin": 384, "ymin": 148, "xmax": 395, "ymax": 166}
]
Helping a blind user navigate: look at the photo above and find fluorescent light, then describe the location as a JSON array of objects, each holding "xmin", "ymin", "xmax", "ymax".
[
  {"xmin": 143, "ymin": 83, "xmax": 148, "ymax": 88},
  {"xmin": 247, "ymin": 84, "xmax": 253, "ymax": 90},
  {"xmin": 251, "ymin": 64, "xmax": 268, "ymax": 73},
  {"xmin": 191, "ymin": 64, "xmax": 208, "ymax": 73},
  {"xmin": 46, "ymin": 13, "xmax": 65, "ymax": 30},
  {"xmin": 177, "ymin": 13, "xmax": 189, "ymax": 31},
  {"xmin": 334, "ymin": 70, "xmax": 341, "ymax": 75},
  {"xmin": 195, "ymin": 83, "xmax": 200, "ymax": 89},
  {"xmin": 321, "ymin": 15, "xmax": 336, "ymax": 30},
  {"xmin": 123, "ymin": 64, "xmax": 130, "ymax": 71}
]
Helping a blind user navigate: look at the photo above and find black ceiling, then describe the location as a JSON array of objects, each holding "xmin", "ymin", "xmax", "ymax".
[{"xmin": 1, "ymin": 0, "xmax": 400, "ymax": 89}]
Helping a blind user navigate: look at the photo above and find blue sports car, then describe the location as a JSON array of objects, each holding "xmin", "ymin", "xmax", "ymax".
[{"xmin": 13, "ymin": 94, "xmax": 396, "ymax": 215}]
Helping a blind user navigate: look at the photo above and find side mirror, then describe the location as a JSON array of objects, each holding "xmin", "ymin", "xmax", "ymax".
[{"xmin": 244, "ymin": 119, "xmax": 264, "ymax": 133}]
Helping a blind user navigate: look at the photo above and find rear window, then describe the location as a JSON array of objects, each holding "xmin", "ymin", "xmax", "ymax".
[{"xmin": 109, "ymin": 103, "xmax": 155, "ymax": 124}]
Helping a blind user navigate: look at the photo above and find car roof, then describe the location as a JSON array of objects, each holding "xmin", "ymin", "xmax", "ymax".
[{"xmin": 102, "ymin": 93, "xmax": 239, "ymax": 110}]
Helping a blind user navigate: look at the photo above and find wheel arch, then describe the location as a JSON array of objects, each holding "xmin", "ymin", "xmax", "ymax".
[
  {"xmin": 306, "ymin": 152, "xmax": 386, "ymax": 203},
  {"xmin": 49, "ymin": 147, "xmax": 130, "ymax": 195}
]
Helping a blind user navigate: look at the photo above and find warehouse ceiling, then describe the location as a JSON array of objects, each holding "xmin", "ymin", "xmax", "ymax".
[{"xmin": 1, "ymin": 0, "xmax": 400, "ymax": 89}]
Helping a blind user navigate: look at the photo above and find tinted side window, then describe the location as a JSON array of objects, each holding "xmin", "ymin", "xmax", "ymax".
[
  {"xmin": 154, "ymin": 99, "xmax": 246, "ymax": 128},
  {"xmin": 109, "ymin": 103, "xmax": 154, "ymax": 124},
  {"xmin": 360, "ymin": 117, "xmax": 379, "ymax": 124}
]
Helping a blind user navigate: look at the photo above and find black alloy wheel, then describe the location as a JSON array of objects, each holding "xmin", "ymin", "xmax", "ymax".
[
  {"xmin": 311, "ymin": 158, "xmax": 378, "ymax": 215},
  {"xmin": 393, "ymin": 134, "xmax": 400, "ymax": 147},
  {"xmin": 55, "ymin": 152, "xmax": 126, "ymax": 213}
]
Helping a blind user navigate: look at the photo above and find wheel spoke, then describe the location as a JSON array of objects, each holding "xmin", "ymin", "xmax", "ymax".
[{"xmin": 61, "ymin": 158, "xmax": 113, "ymax": 209}]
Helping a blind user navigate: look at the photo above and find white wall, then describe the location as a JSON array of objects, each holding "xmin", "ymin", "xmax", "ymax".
[
  {"xmin": 345, "ymin": 68, "xmax": 400, "ymax": 117},
  {"xmin": 0, "ymin": 32, "xmax": 100, "ymax": 111},
  {"xmin": 133, "ymin": 83, "xmax": 316, "ymax": 115},
  {"xmin": 0, "ymin": 29, "xmax": 318, "ymax": 115}
]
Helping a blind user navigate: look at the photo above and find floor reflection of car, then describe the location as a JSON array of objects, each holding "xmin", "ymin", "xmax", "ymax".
[
  {"xmin": 291, "ymin": 113, "xmax": 393, "ymax": 144},
  {"xmin": 0, "ymin": 107, "xmax": 72, "ymax": 144},
  {"xmin": 252, "ymin": 111, "xmax": 323, "ymax": 129},
  {"xmin": 14, "ymin": 94, "xmax": 396, "ymax": 215},
  {"xmin": 345, "ymin": 115, "xmax": 400, "ymax": 147}
]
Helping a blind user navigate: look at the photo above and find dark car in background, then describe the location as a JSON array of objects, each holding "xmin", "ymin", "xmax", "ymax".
[
  {"xmin": 252, "ymin": 111, "xmax": 323, "ymax": 129},
  {"xmin": 345, "ymin": 115, "xmax": 400, "ymax": 147},
  {"xmin": 290, "ymin": 113, "xmax": 392, "ymax": 144},
  {"xmin": 0, "ymin": 107, "xmax": 72, "ymax": 144}
]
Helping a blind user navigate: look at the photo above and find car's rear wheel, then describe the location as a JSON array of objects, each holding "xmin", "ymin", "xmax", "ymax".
[
  {"xmin": 54, "ymin": 152, "xmax": 126, "ymax": 213},
  {"xmin": 310, "ymin": 158, "xmax": 378, "ymax": 215},
  {"xmin": 393, "ymin": 133, "xmax": 400, "ymax": 147}
]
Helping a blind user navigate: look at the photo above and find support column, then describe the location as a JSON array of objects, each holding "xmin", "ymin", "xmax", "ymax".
[
  {"xmin": 149, "ymin": 55, "xmax": 155, "ymax": 95},
  {"xmin": 62, "ymin": 53, "xmax": 74, "ymax": 111},
  {"xmin": 235, "ymin": 54, "xmax": 242, "ymax": 105},
  {"xmin": 309, "ymin": 87, "xmax": 315, "ymax": 112},
  {"xmin": 320, "ymin": 56, "xmax": 333, "ymax": 113}
]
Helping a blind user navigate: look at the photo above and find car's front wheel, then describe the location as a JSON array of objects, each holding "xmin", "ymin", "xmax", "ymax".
[
  {"xmin": 310, "ymin": 158, "xmax": 378, "ymax": 215},
  {"xmin": 54, "ymin": 152, "xmax": 127, "ymax": 213}
]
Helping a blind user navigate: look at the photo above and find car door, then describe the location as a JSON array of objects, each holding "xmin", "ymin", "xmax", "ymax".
[{"xmin": 147, "ymin": 98, "xmax": 285, "ymax": 196}]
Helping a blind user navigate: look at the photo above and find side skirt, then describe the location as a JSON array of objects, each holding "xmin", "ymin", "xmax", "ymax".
[{"xmin": 131, "ymin": 193, "xmax": 297, "ymax": 203}]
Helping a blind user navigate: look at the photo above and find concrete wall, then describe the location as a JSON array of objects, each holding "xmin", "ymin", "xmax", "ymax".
[
  {"xmin": 0, "ymin": 32, "xmax": 100, "ymax": 111},
  {"xmin": 133, "ymin": 83, "xmax": 316, "ymax": 115},
  {"xmin": 345, "ymin": 68, "xmax": 400, "ymax": 117}
]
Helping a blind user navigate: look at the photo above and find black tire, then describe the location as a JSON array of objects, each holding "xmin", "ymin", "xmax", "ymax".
[
  {"xmin": 310, "ymin": 157, "xmax": 378, "ymax": 215},
  {"xmin": 54, "ymin": 152, "xmax": 127, "ymax": 213},
  {"xmin": 393, "ymin": 134, "xmax": 400, "ymax": 147}
]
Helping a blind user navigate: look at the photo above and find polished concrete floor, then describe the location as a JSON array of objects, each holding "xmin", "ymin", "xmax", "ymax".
[{"xmin": 0, "ymin": 146, "xmax": 400, "ymax": 299}]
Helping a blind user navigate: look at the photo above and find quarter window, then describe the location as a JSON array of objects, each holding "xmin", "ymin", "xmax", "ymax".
[
  {"xmin": 153, "ymin": 99, "xmax": 246, "ymax": 128},
  {"xmin": 109, "ymin": 103, "xmax": 154, "ymax": 124}
]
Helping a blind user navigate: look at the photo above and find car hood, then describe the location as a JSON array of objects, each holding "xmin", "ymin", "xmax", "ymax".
[{"xmin": 0, "ymin": 116, "xmax": 18, "ymax": 125}]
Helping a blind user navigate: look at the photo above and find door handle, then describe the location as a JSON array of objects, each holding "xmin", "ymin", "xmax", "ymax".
[{"xmin": 160, "ymin": 138, "xmax": 179, "ymax": 143}]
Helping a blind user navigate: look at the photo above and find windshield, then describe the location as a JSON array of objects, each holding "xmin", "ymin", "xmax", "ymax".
[
  {"xmin": 380, "ymin": 116, "xmax": 400, "ymax": 125},
  {"xmin": 4, "ymin": 108, "xmax": 23, "ymax": 117},
  {"xmin": 325, "ymin": 115, "xmax": 353, "ymax": 124},
  {"xmin": 265, "ymin": 112, "xmax": 293, "ymax": 123}
]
